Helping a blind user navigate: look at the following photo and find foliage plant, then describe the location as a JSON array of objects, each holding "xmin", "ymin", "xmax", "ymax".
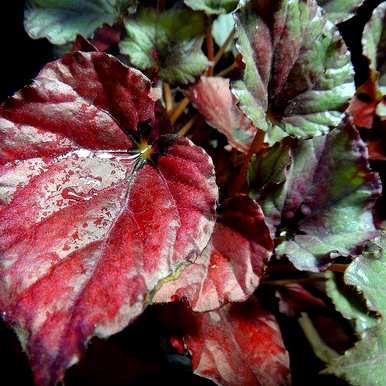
[{"xmin": 1, "ymin": 0, "xmax": 386, "ymax": 385}]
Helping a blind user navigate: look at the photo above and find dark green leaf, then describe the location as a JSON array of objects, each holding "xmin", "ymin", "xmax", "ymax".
[{"xmin": 24, "ymin": 0, "xmax": 134, "ymax": 45}]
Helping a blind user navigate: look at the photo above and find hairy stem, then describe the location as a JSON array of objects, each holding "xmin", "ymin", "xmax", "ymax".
[{"xmin": 162, "ymin": 81, "xmax": 173, "ymax": 113}]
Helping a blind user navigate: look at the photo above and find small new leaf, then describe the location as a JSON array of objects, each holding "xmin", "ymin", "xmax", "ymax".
[{"xmin": 120, "ymin": 8, "xmax": 209, "ymax": 84}]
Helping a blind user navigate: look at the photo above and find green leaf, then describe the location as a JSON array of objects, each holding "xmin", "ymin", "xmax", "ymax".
[
  {"xmin": 119, "ymin": 8, "xmax": 209, "ymax": 84},
  {"xmin": 325, "ymin": 271, "xmax": 378, "ymax": 334},
  {"xmin": 24, "ymin": 0, "xmax": 134, "ymax": 45},
  {"xmin": 184, "ymin": 0, "xmax": 240, "ymax": 15},
  {"xmin": 362, "ymin": 3, "xmax": 386, "ymax": 93},
  {"xmin": 325, "ymin": 234, "xmax": 386, "ymax": 386},
  {"xmin": 212, "ymin": 13, "xmax": 235, "ymax": 51},
  {"xmin": 316, "ymin": 0, "xmax": 363, "ymax": 22},
  {"xmin": 232, "ymin": 0, "xmax": 354, "ymax": 144},
  {"xmin": 249, "ymin": 124, "xmax": 381, "ymax": 271}
]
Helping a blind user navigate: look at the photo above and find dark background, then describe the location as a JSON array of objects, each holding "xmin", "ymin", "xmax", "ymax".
[{"xmin": 0, "ymin": 1, "xmax": 384, "ymax": 386}]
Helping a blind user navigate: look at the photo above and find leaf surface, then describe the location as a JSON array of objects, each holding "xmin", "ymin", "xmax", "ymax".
[
  {"xmin": 316, "ymin": 0, "xmax": 363, "ymax": 22},
  {"xmin": 0, "ymin": 51, "xmax": 218, "ymax": 386},
  {"xmin": 249, "ymin": 124, "xmax": 381, "ymax": 271},
  {"xmin": 184, "ymin": 0, "xmax": 240, "ymax": 15},
  {"xmin": 152, "ymin": 195, "xmax": 273, "ymax": 311},
  {"xmin": 24, "ymin": 0, "xmax": 134, "ymax": 45},
  {"xmin": 171, "ymin": 298, "xmax": 291, "ymax": 386},
  {"xmin": 325, "ymin": 234, "xmax": 386, "ymax": 386},
  {"xmin": 232, "ymin": 0, "xmax": 354, "ymax": 144},
  {"xmin": 119, "ymin": 8, "xmax": 209, "ymax": 84},
  {"xmin": 186, "ymin": 77, "xmax": 257, "ymax": 152}
]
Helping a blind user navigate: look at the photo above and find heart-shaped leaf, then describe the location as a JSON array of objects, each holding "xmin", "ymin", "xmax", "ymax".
[
  {"xmin": 162, "ymin": 297, "xmax": 291, "ymax": 386},
  {"xmin": 0, "ymin": 51, "xmax": 218, "ymax": 386},
  {"xmin": 186, "ymin": 76, "xmax": 257, "ymax": 152},
  {"xmin": 232, "ymin": 0, "xmax": 354, "ymax": 144},
  {"xmin": 24, "ymin": 0, "xmax": 135, "ymax": 45},
  {"xmin": 119, "ymin": 7, "xmax": 209, "ymax": 84},
  {"xmin": 152, "ymin": 195, "xmax": 273, "ymax": 311},
  {"xmin": 325, "ymin": 234, "xmax": 386, "ymax": 386},
  {"xmin": 249, "ymin": 123, "xmax": 381, "ymax": 271}
]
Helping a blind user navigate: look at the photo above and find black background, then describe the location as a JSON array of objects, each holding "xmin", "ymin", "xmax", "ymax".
[{"xmin": 0, "ymin": 1, "xmax": 384, "ymax": 386}]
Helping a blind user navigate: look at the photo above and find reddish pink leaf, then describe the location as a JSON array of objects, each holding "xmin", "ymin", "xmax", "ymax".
[
  {"xmin": 73, "ymin": 24, "xmax": 123, "ymax": 53},
  {"xmin": 163, "ymin": 298, "xmax": 291, "ymax": 386},
  {"xmin": 0, "ymin": 51, "xmax": 218, "ymax": 386},
  {"xmin": 275, "ymin": 284, "xmax": 326, "ymax": 318},
  {"xmin": 186, "ymin": 77, "xmax": 257, "ymax": 153},
  {"xmin": 153, "ymin": 195, "xmax": 273, "ymax": 311}
]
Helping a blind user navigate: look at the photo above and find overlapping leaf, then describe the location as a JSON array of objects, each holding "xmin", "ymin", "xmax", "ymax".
[
  {"xmin": 249, "ymin": 124, "xmax": 381, "ymax": 271},
  {"xmin": 362, "ymin": 2, "xmax": 386, "ymax": 89},
  {"xmin": 161, "ymin": 298, "xmax": 290, "ymax": 386},
  {"xmin": 0, "ymin": 51, "xmax": 218, "ymax": 386},
  {"xmin": 212, "ymin": 13, "xmax": 235, "ymax": 50},
  {"xmin": 325, "ymin": 272, "xmax": 377, "ymax": 334},
  {"xmin": 24, "ymin": 0, "xmax": 134, "ymax": 45},
  {"xmin": 184, "ymin": 0, "xmax": 241, "ymax": 15},
  {"xmin": 276, "ymin": 283, "xmax": 326, "ymax": 317},
  {"xmin": 186, "ymin": 76, "xmax": 257, "ymax": 152},
  {"xmin": 316, "ymin": 0, "xmax": 363, "ymax": 22},
  {"xmin": 152, "ymin": 195, "xmax": 273, "ymax": 311},
  {"xmin": 119, "ymin": 8, "xmax": 209, "ymax": 84},
  {"xmin": 232, "ymin": 0, "xmax": 354, "ymax": 144},
  {"xmin": 347, "ymin": 3, "xmax": 386, "ymax": 129},
  {"xmin": 325, "ymin": 234, "xmax": 386, "ymax": 386}
]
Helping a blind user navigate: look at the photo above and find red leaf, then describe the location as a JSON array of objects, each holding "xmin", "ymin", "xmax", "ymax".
[
  {"xmin": 275, "ymin": 284, "xmax": 326, "ymax": 318},
  {"xmin": 153, "ymin": 195, "xmax": 273, "ymax": 311},
  {"xmin": 186, "ymin": 77, "xmax": 257, "ymax": 153},
  {"xmin": 0, "ymin": 51, "xmax": 218, "ymax": 386},
  {"xmin": 163, "ymin": 298, "xmax": 291, "ymax": 386}
]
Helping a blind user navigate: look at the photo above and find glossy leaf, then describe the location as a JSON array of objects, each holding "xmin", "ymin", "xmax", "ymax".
[
  {"xmin": 232, "ymin": 0, "xmax": 354, "ymax": 144},
  {"xmin": 119, "ymin": 8, "xmax": 209, "ymax": 84},
  {"xmin": 249, "ymin": 124, "xmax": 381, "ymax": 271},
  {"xmin": 186, "ymin": 77, "xmax": 257, "ymax": 152},
  {"xmin": 152, "ymin": 195, "xmax": 273, "ymax": 311},
  {"xmin": 325, "ymin": 234, "xmax": 386, "ymax": 386},
  {"xmin": 163, "ymin": 297, "xmax": 290, "ymax": 386},
  {"xmin": 0, "ymin": 51, "xmax": 218, "ymax": 386},
  {"xmin": 24, "ymin": 0, "xmax": 134, "ymax": 45},
  {"xmin": 184, "ymin": 0, "xmax": 240, "ymax": 15}
]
